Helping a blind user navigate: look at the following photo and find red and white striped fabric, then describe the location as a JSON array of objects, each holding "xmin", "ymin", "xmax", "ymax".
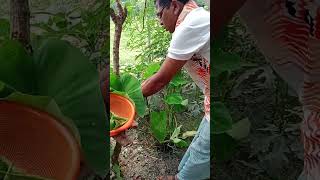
[
  {"xmin": 173, "ymin": 0, "xmax": 211, "ymax": 121},
  {"xmin": 239, "ymin": 0, "xmax": 320, "ymax": 179}
]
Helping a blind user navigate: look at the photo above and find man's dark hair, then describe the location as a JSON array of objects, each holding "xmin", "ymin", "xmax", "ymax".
[{"xmin": 157, "ymin": 0, "xmax": 190, "ymax": 8}]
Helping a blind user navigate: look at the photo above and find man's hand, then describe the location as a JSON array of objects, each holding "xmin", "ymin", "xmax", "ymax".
[
  {"xmin": 113, "ymin": 131, "xmax": 132, "ymax": 146},
  {"xmin": 141, "ymin": 57, "xmax": 187, "ymax": 97}
]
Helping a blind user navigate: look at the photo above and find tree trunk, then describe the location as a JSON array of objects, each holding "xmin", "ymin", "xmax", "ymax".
[
  {"xmin": 110, "ymin": 0, "xmax": 127, "ymax": 77},
  {"xmin": 113, "ymin": 25, "xmax": 122, "ymax": 77},
  {"xmin": 110, "ymin": 0, "xmax": 127, "ymax": 168},
  {"xmin": 10, "ymin": 0, "xmax": 32, "ymax": 53}
]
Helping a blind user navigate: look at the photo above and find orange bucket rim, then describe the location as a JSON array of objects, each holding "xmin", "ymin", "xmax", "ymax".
[
  {"xmin": 0, "ymin": 100, "xmax": 81, "ymax": 179},
  {"xmin": 109, "ymin": 92, "xmax": 135, "ymax": 137}
]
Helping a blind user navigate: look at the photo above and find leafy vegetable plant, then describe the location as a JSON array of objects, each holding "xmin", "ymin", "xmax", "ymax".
[
  {"xmin": 110, "ymin": 72, "xmax": 146, "ymax": 118},
  {"xmin": 0, "ymin": 39, "xmax": 107, "ymax": 176},
  {"xmin": 212, "ymin": 28, "xmax": 251, "ymax": 162},
  {"xmin": 110, "ymin": 111, "xmax": 128, "ymax": 130}
]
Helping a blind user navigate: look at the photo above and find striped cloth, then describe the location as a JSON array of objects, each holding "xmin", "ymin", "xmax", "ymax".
[
  {"xmin": 175, "ymin": 0, "xmax": 211, "ymax": 121},
  {"xmin": 239, "ymin": 0, "xmax": 320, "ymax": 179}
]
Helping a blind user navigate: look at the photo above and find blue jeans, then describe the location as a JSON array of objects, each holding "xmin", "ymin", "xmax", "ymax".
[{"xmin": 177, "ymin": 117, "xmax": 210, "ymax": 180}]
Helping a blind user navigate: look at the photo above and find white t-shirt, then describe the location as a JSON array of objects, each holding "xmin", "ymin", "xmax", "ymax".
[
  {"xmin": 168, "ymin": 7, "xmax": 210, "ymax": 62},
  {"xmin": 167, "ymin": 7, "xmax": 211, "ymax": 121}
]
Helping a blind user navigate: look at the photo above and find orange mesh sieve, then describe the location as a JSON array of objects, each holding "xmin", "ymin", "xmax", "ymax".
[
  {"xmin": 110, "ymin": 93, "xmax": 135, "ymax": 137},
  {"xmin": 0, "ymin": 101, "xmax": 81, "ymax": 180}
]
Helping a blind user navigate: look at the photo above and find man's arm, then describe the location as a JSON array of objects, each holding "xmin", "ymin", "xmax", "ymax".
[
  {"xmin": 213, "ymin": 0, "xmax": 248, "ymax": 37},
  {"xmin": 141, "ymin": 57, "xmax": 187, "ymax": 97}
]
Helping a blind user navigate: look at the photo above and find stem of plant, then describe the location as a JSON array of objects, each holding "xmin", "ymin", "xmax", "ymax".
[{"xmin": 112, "ymin": 142, "xmax": 122, "ymax": 165}]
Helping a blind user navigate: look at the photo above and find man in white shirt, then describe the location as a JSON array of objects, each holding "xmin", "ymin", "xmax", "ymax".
[
  {"xmin": 215, "ymin": 1, "xmax": 320, "ymax": 180},
  {"xmin": 141, "ymin": 0, "xmax": 210, "ymax": 179}
]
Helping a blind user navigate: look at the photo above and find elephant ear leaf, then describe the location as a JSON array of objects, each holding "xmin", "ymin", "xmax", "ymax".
[
  {"xmin": 33, "ymin": 39, "xmax": 107, "ymax": 175},
  {"xmin": 120, "ymin": 74, "xmax": 146, "ymax": 117},
  {"xmin": 0, "ymin": 40, "xmax": 35, "ymax": 93},
  {"xmin": 110, "ymin": 72, "xmax": 146, "ymax": 117}
]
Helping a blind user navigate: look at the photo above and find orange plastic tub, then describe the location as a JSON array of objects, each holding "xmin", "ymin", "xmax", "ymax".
[
  {"xmin": 110, "ymin": 93, "xmax": 136, "ymax": 137},
  {"xmin": 0, "ymin": 100, "xmax": 81, "ymax": 180}
]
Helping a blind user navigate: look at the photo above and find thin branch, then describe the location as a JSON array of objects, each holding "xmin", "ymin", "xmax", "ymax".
[
  {"xmin": 115, "ymin": 0, "xmax": 124, "ymax": 19},
  {"xmin": 123, "ymin": 7, "xmax": 128, "ymax": 23},
  {"xmin": 142, "ymin": 0, "xmax": 147, "ymax": 30},
  {"xmin": 31, "ymin": 11, "xmax": 55, "ymax": 15},
  {"xmin": 110, "ymin": 8, "xmax": 117, "ymax": 23}
]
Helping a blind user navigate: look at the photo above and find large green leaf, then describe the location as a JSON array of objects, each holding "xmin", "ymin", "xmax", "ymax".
[
  {"xmin": 164, "ymin": 93, "xmax": 183, "ymax": 105},
  {"xmin": 169, "ymin": 72, "xmax": 188, "ymax": 87},
  {"xmin": 119, "ymin": 74, "xmax": 146, "ymax": 117},
  {"xmin": 0, "ymin": 39, "xmax": 107, "ymax": 175},
  {"xmin": 212, "ymin": 133, "xmax": 237, "ymax": 162},
  {"xmin": 0, "ymin": 19, "xmax": 10, "ymax": 39},
  {"xmin": 110, "ymin": 73, "xmax": 146, "ymax": 117},
  {"xmin": 227, "ymin": 118, "xmax": 251, "ymax": 140},
  {"xmin": 143, "ymin": 62, "xmax": 160, "ymax": 79},
  {"xmin": 0, "ymin": 40, "xmax": 34, "ymax": 93},
  {"xmin": 212, "ymin": 101, "xmax": 233, "ymax": 134},
  {"xmin": 212, "ymin": 49, "xmax": 242, "ymax": 78},
  {"xmin": 212, "ymin": 26, "xmax": 228, "ymax": 50},
  {"xmin": 0, "ymin": 81, "xmax": 15, "ymax": 98},
  {"xmin": 33, "ymin": 39, "xmax": 107, "ymax": 175},
  {"xmin": 150, "ymin": 111, "xmax": 167, "ymax": 143},
  {"xmin": 110, "ymin": 72, "xmax": 122, "ymax": 91}
]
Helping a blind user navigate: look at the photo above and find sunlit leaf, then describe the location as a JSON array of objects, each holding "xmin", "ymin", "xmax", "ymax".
[
  {"xmin": 212, "ymin": 101, "xmax": 233, "ymax": 134},
  {"xmin": 150, "ymin": 111, "xmax": 167, "ymax": 143}
]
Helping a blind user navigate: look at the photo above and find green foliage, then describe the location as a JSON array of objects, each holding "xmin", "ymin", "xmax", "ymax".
[
  {"xmin": 164, "ymin": 93, "xmax": 185, "ymax": 105},
  {"xmin": 170, "ymin": 125, "xmax": 188, "ymax": 148},
  {"xmin": 227, "ymin": 118, "xmax": 251, "ymax": 140},
  {"xmin": 212, "ymin": 102, "xmax": 233, "ymax": 134},
  {"xmin": 143, "ymin": 62, "xmax": 161, "ymax": 79},
  {"xmin": 0, "ymin": 39, "xmax": 107, "ymax": 175},
  {"xmin": 110, "ymin": 111, "xmax": 128, "ymax": 130},
  {"xmin": 31, "ymin": 1, "xmax": 109, "ymax": 68},
  {"xmin": 212, "ymin": 133, "xmax": 237, "ymax": 162},
  {"xmin": 110, "ymin": 73, "xmax": 146, "ymax": 117},
  {"xmin": 112, "ymin": 0, "xmax": 201, "ymax": 150},
  {"xmin": 112, "ymin": 164, "xmax": 123, "ymax": 180},
  {"xmin": 0, "ymin": 40, "xmax": 34, "ymax": 93},
  {"xmin": 148, "ymin": 72, "xmax": 194, "ymax": 147},
  {"xmin": 150, "ymin": 111, "xmax": 167, "ymax": 143},
  {"xmin": 124, "ymin": 0, "xmax": 171, "ymax": 62},
  {"xmin": 212, "ymin": 27, "xmax": 251, "ymax": 162},
  {"xmin": 0, "ymin": 18, "xmax": 10, "ymax": 42},
  {"xmin": 212, "ymin": 49, "xmax": 242, "ymax": 78}
]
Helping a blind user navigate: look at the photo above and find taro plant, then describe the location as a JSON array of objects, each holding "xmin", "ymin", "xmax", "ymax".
[
  {"xmin": 0, "ymin": 39, "xmax": 107, "ymax": 177},
  {"xmin": 109, "ymin": 71, "xmax": 147, "ymax": 179},
  {"xmin": 0, "ymin": 18, "xmax": 10, "ymax": 43},
  {"xmin": 212, "ymin": 27, "xmax": 251, "ymax": 162},
  {"xmin": 109, "ymin": 72, "xmax": 146, "ymax": 118},
  {"xmin": 142, "ymin": 62, "xmax": 197, "ymax": 148}
]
